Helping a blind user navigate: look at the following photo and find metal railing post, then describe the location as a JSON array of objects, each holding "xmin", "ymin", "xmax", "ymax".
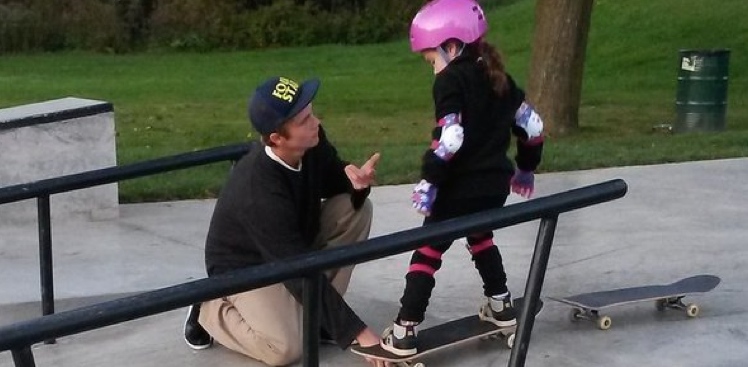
[
  {"xmin": 37, "ymin": 195, "xmax": 56, "ymax": 344},
  {"xmin": 302, "ymin": 273, "xmax": 323, "ymax": 367},
  {"xmin": 508, "ymin": 215, "xmax": 558, "ymax": 367},
  {"xmin": 11, "ymin": 347, "xmax": 36, "ymax": 367}
]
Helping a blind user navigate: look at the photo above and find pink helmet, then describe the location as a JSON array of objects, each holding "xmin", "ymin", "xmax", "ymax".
[{"xmin": 409, "ymin": 0, "xmax": 488, "ymax": 52}]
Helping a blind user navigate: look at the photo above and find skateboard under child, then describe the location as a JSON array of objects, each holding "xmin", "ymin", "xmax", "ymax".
[{"xmin": 350, "ymin": 297, "xmax": 543, "ymax": 367}]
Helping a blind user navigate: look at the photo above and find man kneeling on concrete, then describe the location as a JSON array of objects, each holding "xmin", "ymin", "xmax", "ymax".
[{"xmin": 183, "ymin": 76, "xmax": 383, "ymax": 366}]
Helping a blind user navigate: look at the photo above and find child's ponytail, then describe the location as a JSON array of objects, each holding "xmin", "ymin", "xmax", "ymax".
[{"xmin": 476, "ymin": 39, "xmax": 508, "ymax": 96}]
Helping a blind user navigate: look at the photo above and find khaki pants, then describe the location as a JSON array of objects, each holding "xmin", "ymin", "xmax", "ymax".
[{"xmin": 199, "ymin": 194, "xmax": 373, "ymax": 366}]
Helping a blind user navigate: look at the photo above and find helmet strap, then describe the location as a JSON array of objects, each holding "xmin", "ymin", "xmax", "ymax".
[{"xmin": 437, "ymin": 43, "xmax": 465, "ymax": 65}]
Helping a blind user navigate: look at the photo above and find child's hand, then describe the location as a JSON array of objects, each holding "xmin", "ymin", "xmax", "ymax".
[
  {"xmin": 510, "ymin": 170, "xmax": 535, "ymax": 198},
  {"xmin": 412, "ymin": 179, "xmax": 437, "ymax": 216}
]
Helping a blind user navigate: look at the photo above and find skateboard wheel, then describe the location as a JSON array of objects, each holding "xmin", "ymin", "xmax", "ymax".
[
  {"xmin": 506, "ymin": 333, "xmax": 516, "ymax": 349},
  {"xmin": 655, "ymin": 299, "xmax": 667, "ymax": 311},
  {"xmin": 597, "ymin": 316, "xmax": 612, "ymax": 330},
  {"xmin": 569, "ymin": 308, "xmax": 583, "ymax": 322},
  {"xmin": 686, "ymin": 303, "xmax": 699, "ymax": 317}
]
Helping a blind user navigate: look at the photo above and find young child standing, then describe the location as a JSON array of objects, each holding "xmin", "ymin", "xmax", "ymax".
[{"xmin": 380, "ymin": 0, "xmax": 545, "ymax": 356}]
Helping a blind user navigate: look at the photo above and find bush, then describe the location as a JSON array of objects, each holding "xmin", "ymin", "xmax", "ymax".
[
  {"xmin": 346, "ymin": 0, "xmax": 421, "ymax": 44},
  {"xmin": 0, "ymin": 0, "xmax": 125, "ymax": 53},
  {"xmin": 0, "ymin": 0, "xmax": 428, "ymax": 53},
  {"xmin": 244, "ymin": 0, "xmax": 320, "ymax": 48},
  {"xmin": 0, "ymin": 1, "xmax": 65, "ymax": 52},
  {"xmin": 149, "ymin": 0, "xmax": 224, "ymax": 51},
  {"xmin": 63, "ymin": 0, "xmax": 120, "ymax": 52}
]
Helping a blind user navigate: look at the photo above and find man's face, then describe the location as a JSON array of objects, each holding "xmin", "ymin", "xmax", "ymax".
[{"xmin": 275, "ymin": 103, "xmax": 320, "ymax": 152}]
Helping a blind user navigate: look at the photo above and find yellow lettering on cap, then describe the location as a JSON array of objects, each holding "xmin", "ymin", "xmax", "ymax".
[
  {"xmin": 271, "ymin": 77, "xmax": 299, "ymax": 103},
  {"xmin": 279, "ymin": 77, "xmax": 299, "ymax": 89}
]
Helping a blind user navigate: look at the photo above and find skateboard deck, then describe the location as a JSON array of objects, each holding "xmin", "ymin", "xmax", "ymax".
[
  {"xmin": 548, "ymin": 274, "xmax": 720, "ymax": 330},
  {"xmin": 350, "ymin": 297, "xmax": 543, "ymax": 367}
]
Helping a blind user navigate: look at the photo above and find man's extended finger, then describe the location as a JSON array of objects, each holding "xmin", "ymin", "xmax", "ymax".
[{"xmin": 363, "ymin": 152, "xmax": 381, "ymax": 170}]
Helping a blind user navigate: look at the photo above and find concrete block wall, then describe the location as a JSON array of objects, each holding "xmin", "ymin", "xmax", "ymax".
[{"xmin": 0, "ymin": 97, "xmax": 119, "ymax": 224}]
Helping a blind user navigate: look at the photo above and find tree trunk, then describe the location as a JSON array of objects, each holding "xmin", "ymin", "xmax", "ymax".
[{"xmin": 527, "ymin": 0, "xmax": 594, "ymax": 136}]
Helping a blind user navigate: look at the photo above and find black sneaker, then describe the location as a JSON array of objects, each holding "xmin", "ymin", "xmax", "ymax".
[
  {"xmin": 380, "ymin": 320, "xmax": 418, "ymax": 356},
  {"xmin": 184, "ymin": 304, "xmax": 213, "ymax": 350},
  {"xmin": 479, "ymin": 293, "xmax": 517, "ymax": 328}
]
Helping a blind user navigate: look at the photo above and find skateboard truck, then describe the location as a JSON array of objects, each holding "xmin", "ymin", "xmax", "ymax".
[
  {"xmin": 479, "ymin": 325, "xmax": 517, "ymax": 349},
  {"xmin": 568, "ymin": 308, "xmax": 613, "ymax": 330},
  {"xmin": 655, "ymin": 296, "xmax": 700, "ymax": 317}
]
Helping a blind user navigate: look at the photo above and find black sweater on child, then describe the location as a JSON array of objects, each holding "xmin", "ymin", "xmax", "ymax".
[{"xmin": 422, "ymin": 53, "xmax": 543, "ymax": 202}]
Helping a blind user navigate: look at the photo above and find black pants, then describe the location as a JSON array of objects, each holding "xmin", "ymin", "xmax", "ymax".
[{"xmin": 397, "ymin": 194, "xmax": 510, "ymax": 323}]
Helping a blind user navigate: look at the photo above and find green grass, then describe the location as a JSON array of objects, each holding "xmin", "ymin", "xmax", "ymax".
[{"xmin": 1, "ymin": 0, "xmax": 747, "ymax": 202}]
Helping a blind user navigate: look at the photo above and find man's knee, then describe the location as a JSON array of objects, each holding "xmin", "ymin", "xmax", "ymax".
[
  {"xmin": 328, "ymin": 194, "xmax": 373, "ymax": 227},
  {"xmin": 330, "ymin": 193, "xmax": 372, "ymax": 214},
  {"xmin": 356, "ymin": 197, "xmax": 373, "ymax": 220},
  {"xmin": 348, "ymin": 197, "xmax": 373, "ymax": 237}
]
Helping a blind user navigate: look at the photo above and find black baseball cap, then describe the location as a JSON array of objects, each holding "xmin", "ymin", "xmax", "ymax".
[{"xmin": 248, "ymin": 76, "xmax": 320, "ymax": 135}]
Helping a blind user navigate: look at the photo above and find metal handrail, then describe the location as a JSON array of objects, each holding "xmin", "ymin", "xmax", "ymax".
[
  {"xmin": 0, "ymin": 179, "xmax": 628, "ymax": 367},
  {"xmin": 0, "ymin": 142, "xmax": 254, "ymax": 205}
]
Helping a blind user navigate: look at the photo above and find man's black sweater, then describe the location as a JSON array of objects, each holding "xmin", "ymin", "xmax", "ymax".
[{"xmin": 205, "ymin": 128, "xmax": 369, "ymax": 348}]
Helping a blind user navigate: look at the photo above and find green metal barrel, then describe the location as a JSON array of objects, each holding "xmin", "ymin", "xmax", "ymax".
[{"xmin": 675, "ymin": 49, "xmax": 730, "ymax": 133}]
